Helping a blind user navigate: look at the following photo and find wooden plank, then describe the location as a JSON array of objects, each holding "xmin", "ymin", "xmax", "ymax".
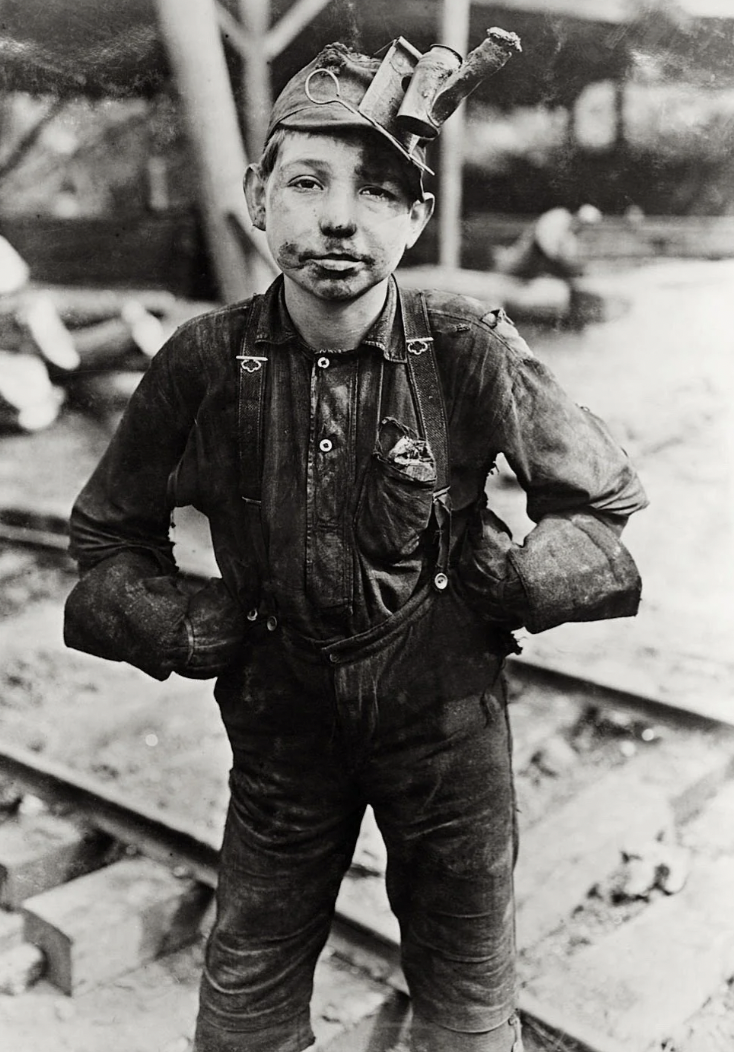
[
  {"xmin": 22, "ymin": 856, "xmax": 212, "ymax": 995},
  {"xmin": 0, "ymin": 813, "xmax": 110, "ymax": 909},
  {"xmin": 515, "ymin": 770, "xmax": 673, "ymax": 950},
  {"xmin": 519, "ymin": 992, "xmax": 637, "ymax": 1052},
  {"xmin": 516, "ymin": 737, "xmax": 734, "ymax": 949},
  {"xmin": 525, "ymin": 858, "xmax": 734, "ymax": 1046}
]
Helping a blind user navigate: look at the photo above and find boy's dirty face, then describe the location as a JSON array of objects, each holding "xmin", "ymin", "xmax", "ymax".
[{"xmin": 245, "ymin": 129, "xmax": 434, "ymax": 304}]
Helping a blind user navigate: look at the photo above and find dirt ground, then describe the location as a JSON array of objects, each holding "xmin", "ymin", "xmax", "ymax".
[{"xmin": 0, "ymin": 257, "xmax": 732, "ymax": 1048}]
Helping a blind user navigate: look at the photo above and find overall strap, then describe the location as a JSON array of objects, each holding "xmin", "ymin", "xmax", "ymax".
[
  {"xmin": 236, "ymin": 294, "xmax": 279, "ymax": 621},
  {"xmin": 398, "ymin": 285, "xmax": 453, "ymax": 591},
  {"xmin": 236, "ymin": 295, "xmax": 268, "ymax": 503}
]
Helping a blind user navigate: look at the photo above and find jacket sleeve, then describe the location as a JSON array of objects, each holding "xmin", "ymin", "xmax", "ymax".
[
  {"xmin": 64, "ymin": 321, "xmax": 249, "ymax": 680},
  {"xmin": 459, "ymin": 313, "xmax": 648, "ymax": 635}
]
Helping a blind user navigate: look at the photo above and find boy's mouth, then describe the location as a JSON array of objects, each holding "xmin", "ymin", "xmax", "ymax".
[
  {"xmin": 314, "ymin": 259, "xmax": 359, "ymax": 273},
  {"xmin": 307, "ymin": 253, "xmax": 364, "ymax": 273}
]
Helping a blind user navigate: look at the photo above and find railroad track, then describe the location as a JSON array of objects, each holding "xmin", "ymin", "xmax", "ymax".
[{"xmin": 1, "ymin": 511, "xmax": 734, "ymax": 1052}]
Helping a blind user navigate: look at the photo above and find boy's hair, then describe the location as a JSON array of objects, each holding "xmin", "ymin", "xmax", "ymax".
[
  {"xmin": 256, "ymin": 127, "xmax": 288, "ymax": 181},
  {"xmin": 255, "ymin": 126, "xmax": 424, "ymax": 202}
]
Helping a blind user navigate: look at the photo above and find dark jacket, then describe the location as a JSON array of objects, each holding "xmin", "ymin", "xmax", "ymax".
[{"xmin": 64, "ymin": 276, "xmax": 647, "ymax": 680}]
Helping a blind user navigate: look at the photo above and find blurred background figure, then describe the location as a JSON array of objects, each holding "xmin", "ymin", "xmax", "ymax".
[
  {"xmin": 496, "ymin": 204, "xmax": 602, "ymax": 281},
  {"xmin": 495, "ymin": 204, "xmax": 602, "ymax": 327}
]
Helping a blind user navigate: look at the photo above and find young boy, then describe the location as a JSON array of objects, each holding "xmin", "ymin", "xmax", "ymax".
[{"xmin": 64, "ymin": 37, "xmax": 647, "ymax": 1052}]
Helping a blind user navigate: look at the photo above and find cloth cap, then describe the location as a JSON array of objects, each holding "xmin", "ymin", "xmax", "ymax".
[{"xmin": 265, "ymin": 41, "xmax": 430, "ymax": 179}]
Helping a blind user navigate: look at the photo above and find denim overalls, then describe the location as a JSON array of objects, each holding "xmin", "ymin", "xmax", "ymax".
[{"xmin": 195, "ymin": 285, "xmax": 521, "ymax": 1052}]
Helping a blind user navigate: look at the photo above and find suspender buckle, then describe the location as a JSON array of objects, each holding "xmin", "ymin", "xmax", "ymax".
[
  {"xmin": 237, "ymin": 355, "xmax": 268, "ymax": 373},
  {"xmin": 406, "ymin": 337, "xmax": 433, "ymax": 356}
]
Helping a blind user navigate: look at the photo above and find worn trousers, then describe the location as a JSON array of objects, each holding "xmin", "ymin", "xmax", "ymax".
[{"xmin": 194, "ymin": 581, "xmax": 520, "ymax": 1052}]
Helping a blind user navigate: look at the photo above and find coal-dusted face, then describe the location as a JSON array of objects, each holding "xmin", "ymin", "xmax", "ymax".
[{"xmin": 245, "ymin": 129, "xmax": 434, "ymax": 305}]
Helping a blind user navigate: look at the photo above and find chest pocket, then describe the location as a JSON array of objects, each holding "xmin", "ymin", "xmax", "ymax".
[{"xmin": 355, "ymin": 417, "xmax": 436, "ymax": 562}]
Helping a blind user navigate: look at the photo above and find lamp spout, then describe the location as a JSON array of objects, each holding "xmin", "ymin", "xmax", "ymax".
[{"xmin": 430, "ymin": 27, "xmax": 521, "ymax": 126}]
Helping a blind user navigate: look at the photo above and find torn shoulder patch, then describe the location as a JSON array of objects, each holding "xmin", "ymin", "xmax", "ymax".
[{"xmin": 481, "ymin": 307, "xmax": 535, "ymax": 359}]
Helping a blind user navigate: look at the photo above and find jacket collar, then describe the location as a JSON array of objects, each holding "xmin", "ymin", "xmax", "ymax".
[{"xmin": 254, "ymin": 274, "xmax": 406, "ymax": 362}]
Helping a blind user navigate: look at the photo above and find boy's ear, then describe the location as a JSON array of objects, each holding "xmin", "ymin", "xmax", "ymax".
[
  {"xmin": 244, "ymin": 164, "xmax": 267, "ymax": 231},
  {"xmin": 406, "ymin": 193, "xmax": 435, "ymax": 250}
]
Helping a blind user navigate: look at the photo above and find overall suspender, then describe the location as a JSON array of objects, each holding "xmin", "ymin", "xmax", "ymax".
[
  {"xmin": 236, "ymin": 295, "xmax": 268, "ymax": 505},
  {"xmin": 235, "ymin": 284, "xmax": 452, "ymax": 596},
  {"xmin": 398, "ymin": 285, "xmax": 453, "ymax": 592}
]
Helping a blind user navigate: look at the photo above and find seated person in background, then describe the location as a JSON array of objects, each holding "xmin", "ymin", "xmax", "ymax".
[{"xmin": 495, "ymin": 204, "xmax": 602, "ymax": 282}]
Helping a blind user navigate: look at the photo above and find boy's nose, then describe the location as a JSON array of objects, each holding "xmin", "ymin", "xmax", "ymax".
[{"xmin": 319, "ymin": 189, "xmax": 358, "ymax": 237}]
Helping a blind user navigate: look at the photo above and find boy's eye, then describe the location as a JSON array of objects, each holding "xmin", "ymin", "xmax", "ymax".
[
  {"xmin": 290, "ymin": 176, "xmax": 322, "ymax": 191},
  {"xmin": 361, "ymin": 185, "xmax": 397, "ymax": 201}
]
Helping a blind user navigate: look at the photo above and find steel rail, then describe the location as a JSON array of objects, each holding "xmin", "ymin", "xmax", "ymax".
[
  {"xmin": 507, "ymin": 657, "xmax": 734, "ymax": 732},
  {"xmin": 0, "ymin": 742, "xmax": 220, "ymax": 888}
]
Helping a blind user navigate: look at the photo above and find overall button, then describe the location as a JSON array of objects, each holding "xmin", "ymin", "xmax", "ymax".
[
  {"xmin": 319, "ymin": 438, "xmax": 333, "ymax": 453},
  {"xmin": 317, "ymin": 356, "xmax": 330, "ymax": 369},
  {"xmin": 433, "ymin": 572, "xmax": 449, "ymax": 591},
  {"xmin": 328, "ymin": 653, "xmax": 339, "ymax": 664},
  {"xmin": 246, "ymin": 608, "xmax": 258, "ymax": 622},
  {"xmin": 266, "ymin": 615, "xmax": 278, "ymax": 632}
]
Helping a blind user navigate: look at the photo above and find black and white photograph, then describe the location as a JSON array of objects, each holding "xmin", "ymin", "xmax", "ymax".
[{"xmin": 0, "ymin": 2, "xmax": 732, "ymax": 1050}]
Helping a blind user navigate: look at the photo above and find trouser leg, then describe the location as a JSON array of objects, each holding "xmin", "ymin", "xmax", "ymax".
[
  {"xmin": 195, "ymin": 643, "xmax": 363, "ymax": 1052},
  {"xmin": 411, "ymin": 1013, "xmax": 524, "ymax": 1052},
  {"xmin": 333, "ymin": 583, "xmax": 520, "ymax": 1048}
]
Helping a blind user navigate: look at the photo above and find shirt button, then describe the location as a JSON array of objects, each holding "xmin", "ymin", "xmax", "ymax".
[
  {"xmin": 246, "ymin": 608, "xmax": 258, "ymax": 622},
  {"xmin": 319, "ymin": 438, "xmax": 333, "ymax": 453},
  {"xmin": 329, "ymin": 653, "xmax": 339, "ymax": 664},
  {"xmin": 317, "ymin": 356, "xmax": 330, "ymax": 369},
  {"xmin": 433, "ymin": 572, "xmax": 449, "ymax": 591}
]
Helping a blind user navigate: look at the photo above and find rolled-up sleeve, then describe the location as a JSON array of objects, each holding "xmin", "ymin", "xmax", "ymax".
[
  {"xmin": 65, "ymin": 321, "xmax": 248, "ymax": 680},
  {"xmin": 69, "ymin": 328, "xmax": 199, "ymax": 573},
  {"xmin": 494, "ymin": 351, "xmax": 648, "ymax": 633},
  {"xmin": 441, "ymin": 298, "xmax": 649, "ymax": 636}
]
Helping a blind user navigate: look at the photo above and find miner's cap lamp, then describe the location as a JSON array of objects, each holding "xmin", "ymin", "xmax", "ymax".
[{"xmin": 265, "ymin": 29, "xmax": 521, "ymax": 180}]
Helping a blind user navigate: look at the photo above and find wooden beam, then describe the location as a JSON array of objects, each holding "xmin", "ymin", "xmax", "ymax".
[
  {"xmin": 438, "ymin": 0, "xmax": 471, "ymax": 269},
  {"xmin": 215, "ymin": 1, "xmax": 254, "ymax": 60},
  {"xmin": 239, "ymin": 0, "xmax": 272, "ymax": 157},
  {"xmin": 154, "ymin": 0, "xmax": 276, "ymax": 302},
  {"xmin": 265, "ymin": 0, "xmax": 334, "ymax": 59}
]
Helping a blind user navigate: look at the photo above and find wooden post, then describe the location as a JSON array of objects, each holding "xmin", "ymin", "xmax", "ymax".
[
  {"xmin": 614, "ymin": 77, "xmax": 626, "ymax": 149},
  {"xmin": 154, "ymin": 0, "xmax": 276, "ymax": 303},
  {"xmin": 239, "ymin": 0, "xmax": 272, "ymax": 159},
  {"xmin": 438, "ymin": 0, "xmax": 471, "ymax": 269}
]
